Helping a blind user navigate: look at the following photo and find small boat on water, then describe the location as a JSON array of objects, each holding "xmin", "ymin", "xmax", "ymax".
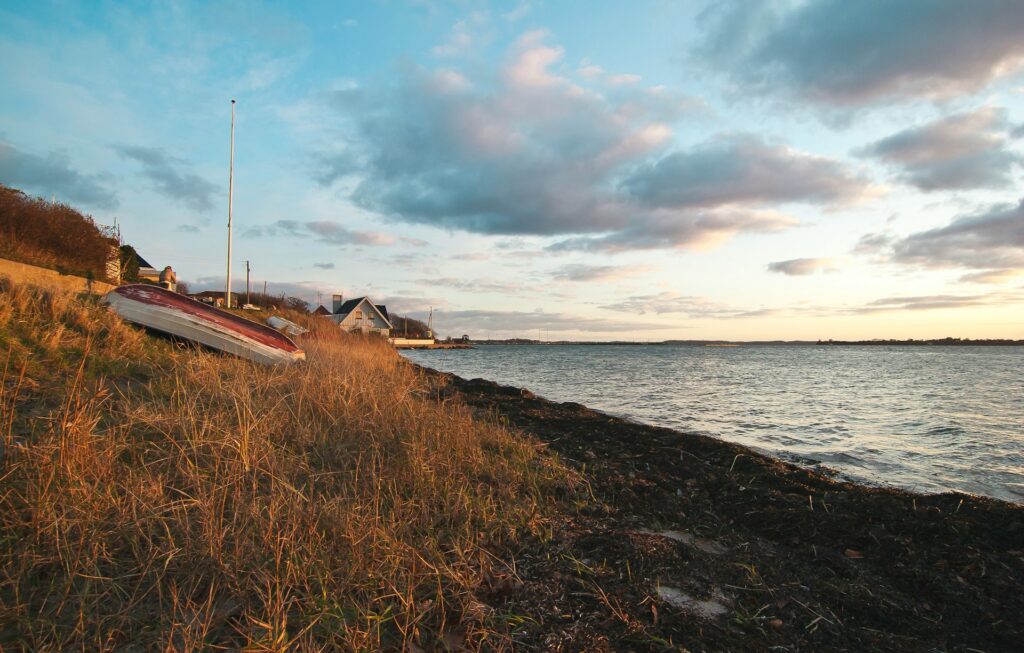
[{"xmin": 104, "ymin": 284, "xmax": 306, "ymax": 365}]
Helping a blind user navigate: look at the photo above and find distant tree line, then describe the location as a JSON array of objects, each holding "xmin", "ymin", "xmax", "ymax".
[
  {"xmin": 245, "ymin": 291, "xmax": 310, "ymax": 313},
  {"xmin": 818, "ymin": 337, "xmax": 1024, "ymax": 346},
  {"xmin": 391, "ymin": 315, "xmax": 430, "ymax": 338},
  {"xmin": 0, "ymin": 184, "xmax": 114, "ymax": 279}
]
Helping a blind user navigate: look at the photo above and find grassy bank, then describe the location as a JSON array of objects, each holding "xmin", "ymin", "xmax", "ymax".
[{"xmin": 0, "ymin": 278, "xmax": 571, "ymax": 651}]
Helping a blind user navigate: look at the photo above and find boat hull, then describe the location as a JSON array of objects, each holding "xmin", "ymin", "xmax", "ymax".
[
  {"xmin": 266, "ymin": 315, "xmax": 308, "ymax": 336},
  {"xmin": 104, "ymin": 285, "xmax": 305, "ymax": 365}
]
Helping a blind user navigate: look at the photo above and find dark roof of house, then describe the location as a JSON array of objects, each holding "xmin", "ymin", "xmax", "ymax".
[
  {"xmin": 334, "ymin": 297, "xmax": 392, "ymax": 326},
  {"xmin": 313, "ymin": 305, "xmax": 332, "ymax": 316},
  {"xmin": 135, "ymin": 254, "xmax": 154, "ymax": 269},
  {"xmin": 334, "ymin": 298, "xmax": 362, "ymax": 315}
]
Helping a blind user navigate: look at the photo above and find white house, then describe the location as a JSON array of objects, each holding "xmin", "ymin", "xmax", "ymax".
[
  {"xmin": 329, "ymin": 295, "xmax": 393, "ymax": 337},
  {"xmin": 134, "ymin": 253, "xmax": 160, "ymax": 283}
]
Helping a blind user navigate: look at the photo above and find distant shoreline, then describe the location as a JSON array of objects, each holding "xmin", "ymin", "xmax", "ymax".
[{"xmin": 465, "ymin": 337, "xmax": 1024, "ymax": 346}]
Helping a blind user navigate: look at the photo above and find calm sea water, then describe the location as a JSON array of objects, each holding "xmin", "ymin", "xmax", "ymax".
[{"xmin": 402, "ymin": 344, "xmax": 1024, "ymax": 503}]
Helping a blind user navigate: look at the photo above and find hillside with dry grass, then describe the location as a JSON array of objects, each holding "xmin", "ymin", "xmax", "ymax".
[
  {"xmin": 0, "ymin": 278, "xmax": 573, "ymax": 651},
  {"xmin": 0, "ymin": 186, "xmax": 115, "ymax": 280}
]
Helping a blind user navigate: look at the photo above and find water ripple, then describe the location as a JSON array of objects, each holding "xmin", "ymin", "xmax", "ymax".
[{"xmin": 404, "ymin": 344, "xmax": 1024, "ymax": 503}]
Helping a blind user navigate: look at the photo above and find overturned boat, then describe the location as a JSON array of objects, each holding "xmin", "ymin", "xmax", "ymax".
[
  {"xmin": 266, "ymin": 315, "xmax": 308, "ymax": 337},
  {"xmin": 104, "ymin": 284, "xmax": 305, "ymax": 365}
]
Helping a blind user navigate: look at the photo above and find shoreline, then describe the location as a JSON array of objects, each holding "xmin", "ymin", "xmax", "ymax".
[
  {"xmin": 462, "ymin": 339, "xmax": 1024, "ymax": 347},
  {"xmin": 402, "ymin": 346, "xmax": 1022, "ymax": 504},
  {"xmin": 420, "ymin": 365, "xmax": 1024, "ymax": 652}
]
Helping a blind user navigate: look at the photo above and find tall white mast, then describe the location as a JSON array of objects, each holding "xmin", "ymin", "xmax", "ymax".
[{"xmin": 225, "ymin": 99, "xmax": 236, "ymax": 308}]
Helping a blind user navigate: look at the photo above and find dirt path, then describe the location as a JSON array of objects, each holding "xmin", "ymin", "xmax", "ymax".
[{"xmin": 430, "ymin": 371, "xmax": 1024, "ymax": 652}]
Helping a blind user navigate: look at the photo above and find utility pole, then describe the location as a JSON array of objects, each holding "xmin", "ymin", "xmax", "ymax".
[
  {"xmin": 245, "ymin": 260, "xmax": 251, "ymax": 306},
  {"xmin": 225, "ymin": 99, "xmax": 236, "ymax": 308}
]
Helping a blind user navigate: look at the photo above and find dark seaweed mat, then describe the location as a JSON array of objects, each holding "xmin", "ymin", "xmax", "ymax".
[{"xmin": 429, "ymin": 369, "xmax": 1024, "ymax": 653}]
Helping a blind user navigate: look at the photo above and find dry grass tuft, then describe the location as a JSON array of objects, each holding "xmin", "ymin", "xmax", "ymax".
[{"xmin": 0, "ymin": 277, "xmax": 571, "ymax": 651}]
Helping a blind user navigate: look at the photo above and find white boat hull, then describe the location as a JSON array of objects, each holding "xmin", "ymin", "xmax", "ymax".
[{"xmin": 104, "ymin": 285, "xmax": 305, "ymax": 365}]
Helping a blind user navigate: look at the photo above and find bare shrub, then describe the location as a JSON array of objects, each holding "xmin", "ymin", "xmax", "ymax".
[
  {"xmin": 0, "ymin": 185, "xmax": 113, "ymax": 278},
  {"xmin": 391, "ymin": 315, "xmax": 431, "ymax": 338}
]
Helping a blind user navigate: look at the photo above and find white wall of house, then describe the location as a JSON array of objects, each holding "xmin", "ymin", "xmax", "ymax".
[{"xmin": 329, "ymin": 298, "xmax": 391, "ymax": 336}]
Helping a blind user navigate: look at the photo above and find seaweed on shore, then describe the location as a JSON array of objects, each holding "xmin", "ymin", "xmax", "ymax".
[{"xmin": 428, "ymin": 370, "xmax": 1024, "ymax": 653}]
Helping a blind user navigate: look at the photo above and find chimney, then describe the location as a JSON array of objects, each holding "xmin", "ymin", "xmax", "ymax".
[{"xmin": 332, "ymin": 293, "xmax": 344, "ymax": 314}]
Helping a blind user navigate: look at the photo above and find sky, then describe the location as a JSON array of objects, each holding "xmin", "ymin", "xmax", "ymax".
[{"xmin": 2, "ymin": 0, "xmax": 1024, "ymax": 340}]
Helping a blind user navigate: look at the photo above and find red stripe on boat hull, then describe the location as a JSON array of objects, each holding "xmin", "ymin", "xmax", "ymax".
[{"xmin": 109, "ymin": 285, "xmax": 302, "ymax": 353}]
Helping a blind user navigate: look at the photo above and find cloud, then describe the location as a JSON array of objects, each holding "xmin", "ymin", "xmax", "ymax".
[
  {"xmin": 414, "ymin": 277, "xmax": 522, "ymax": 294},
  {"xmin": 889, "ymin": 200, "xmax": 1024, "ymax": 270},
  {"xmin": 696, "ymin": 0, "xmax": 1024, "ymax": 105},
  {"xmin": 245, "ymin": 219, "xmax": 396, "ymax": 246},
  {"xmin": 853, "ymin": 293, "xmax": 1007, "ymax": 313},
  {"xmin": 851, "ymin": 232, "xmax": 893, "ymax": 256},
  {"xmin": 116, "ymin": 145, "xmax": 217, "ymax": 212},
  {"xmin": 623, "ymin": 134, "xmax": 870, "ymax": 209},
  {"xmin": 381, "ymin": 283, "xmax": 716, "ymax": 334},
  {"xmin": 552, "ymin": 263, "xmax": 649, "ymax": 282},
  {"xmin": 958, "ymin": 269, "xmax": 1022, "ymax": 285},
  {"xmin": 305, "ymin": 220, "xmax": 395, "ymax": 245},
  {"xmin": 320, "ymin": 33, "xmax": 857, "ymax": 252},
  {"xmin": 599, "ymin": 292, "xmax": 767, "ymax": 319},
  {"xmin": 0, "ymin": 140, "xmax": 117, "ymax": 209},
  {"xmin": 452, "ymin": 252, "xmax": 490, "ymax": 261},
  {"xmin": 310, "ymin": 148, "xmax": 359, "ymax": 186},
  {"xmin": 549, "ymin": 208, "xmax": 797, "ymax": 252},
  {"xmin": 430, "ymin": 308, "xmax": 672, "ymax": 337},
  {"xmin": 374, "ymin": 294, "xmax": 448, "ymax": 316},
  {"xmin": 313, "ymin": 262, "xmax": 335, "ymax": 270},
  {"xmin": 399, "ymin": 237, "xmax": 429, "ymax": 247},
  {"xmin": 600, "ymin": 288, "xmax": 1022, "ymax": 321},
  {"xmin": 502, "ymin": 3, "xmax": 532, "ymax": 22},
  {"xmin": 857, "ymin": 107, "xmax": 1022, "ymax": 190},
  {"xmin": 767, "ymin": 257, "xmax": 833, "ymax": 276},
  {"xmin": 189, "ymin": 276, "xmax": 321, "ymax": 303},
  {"xmin": 607, "ymin": 73, "xmax": 642, "ymax": 85},
  {"xmin": 432, "ymin": 13, "xmax": 488, "ymax": 57},
  {"xmin": 241, "ymin": 54, "xmax": 303, "ymax": 91}
]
